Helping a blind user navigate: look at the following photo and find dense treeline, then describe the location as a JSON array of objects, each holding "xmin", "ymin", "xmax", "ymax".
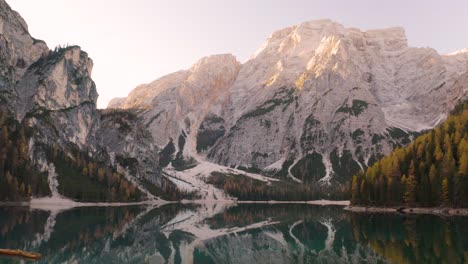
[
  {"xmin": 207, "ymin": 172, "xmax": 349, "ymax": 201},
  {"xmin": 351, "ymin": 214, "xmax": 468, "ymax": 263},
  {"xmin": 0, "ymin": 110, "xmax": 50, "ymax": 201},
  {"xmin": 45, "ymin": 145, "xmax": 142, "ymax": 202},
  {"xmin": 141, "ymin": 175, "xmax": 201, "ymax": 201},
  {"xmin": 0, "ymin": 109, "xmax": 142, "ymax": 202},
  {"xmin": 351, "ymin": 102, "xmax": 468, "ymax": 207}
]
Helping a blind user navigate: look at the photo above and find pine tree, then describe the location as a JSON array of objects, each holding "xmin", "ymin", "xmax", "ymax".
[
  {"xmin": 98, "ymin": 168, "xmax": 105, "ymax": 182},
  {"xmin": 458, "ymin": 138, "xmax": 468, "ymax": 170},
  {"xmin": 459, "ymin": 152, "xmax": 468, "ymax": 177},
  {"xmin": 429, "ymin": 164, "xmax": 440, "ymax": 204},
  {"xmin": 387, "ymin": 176, "xmax": 399, "ymax": 205},
  {"xmin": 434, "ymin": 144, "xmax": 444, "ymax": 162},
  {"xmin": 408, "ymin": 161, "xmax": 416, "ymax": 177},
  {"xmin": 11, "ymin": 147, "xmax": 19, "ymax": 171},
  {"xmin": 53, "ymin": 143, "xmax": 59, "ymax": 160},
  {"xmin": 417, "ymin": 144, "xmax": 424, "ymax": 160},
  {"xmin": 454, "ymin": 171, "xmax": 466, "ymax": 206},
  {"xmin": 360, "ymin": 179, "xmax": 368, "ymax": 205},
  {"xmin": 381, "ymin": 176, "xmax": 388, "ymax": 205},
  {"xmin": 453, "ymin": 130, "xmax": 462, "ymax": 147},
  {"xmin": 18, "ymin": 127, "xmax": 28, "ymax": 160},
  {"xmin": 441, "ymin": 147, "xmax": 456, "ymax": 179},
  {"xmin": 0, "ymin": 111, "xmax": 6, "ymax": 126},
  {"xmin": 404, "ymin": 173, "xmax": 417, "ymax": 205},
  {"xmin": 19, "ymin": 182, "xmax": 25, "ymax": 196},
  {"xmin": 419, "ymin": 164, "xmax": 431, "ymax": 206},
  {"xmin": 441, "ymin": 178, "xmax": 450, "ymax": 205},
  {"xmin": 88, "ymin": 162, "xmax": 94, "ymax": 177}
]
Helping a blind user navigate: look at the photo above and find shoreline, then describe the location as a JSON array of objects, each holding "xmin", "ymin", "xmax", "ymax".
[
  {"xmin": 236, "ymin": 200, "xmax": 350, "ymax": 206},
  {"xmin": 0, "ymin": 197, "xmax": 174, "ymax": 211},
  {"xmin": 344, "ymin": 205, "xmax": 468, "ymax": 216},
  {"xmin": 0, "ymin": 199, "xmax": 350, "ymax": 211}
]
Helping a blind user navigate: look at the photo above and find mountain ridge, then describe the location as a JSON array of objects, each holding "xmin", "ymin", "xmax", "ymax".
[
  {"xmin": 2, "ymin": 0, "xmax": 467, "ymax": 201},
  {"xmin": 110, "ymin": 19, "xmax": 468, "ymax": 188}
]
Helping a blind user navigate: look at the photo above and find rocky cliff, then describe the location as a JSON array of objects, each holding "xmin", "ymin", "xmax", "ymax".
[
  {"xmin": 0, "ymin": 0, "xmax": 161, "ymax": 201},
  {"xmin": 112, "ymin": 19, "xmax": 468, "ymax": 187}
]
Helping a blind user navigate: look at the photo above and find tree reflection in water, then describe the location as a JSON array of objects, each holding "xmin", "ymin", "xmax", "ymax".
[
  {"xmin": 0, "ymin": 204, "xmax": 466, "ymax": 263},
  {"xmin": 351, "ymin": 213, "xmax": 468, "ymax": 264}
]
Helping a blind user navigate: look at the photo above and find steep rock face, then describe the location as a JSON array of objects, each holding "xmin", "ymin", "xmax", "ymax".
[
  {"xmin": 0, "ymin": 0, "xmax": 47, "ymax": 81},
  {"xmin": 17, "ymin": 47, "xmax": 101, "ymax": 152},
  {"xmin": 1, "ymin": 1, "xmax": 100, "ymax": 150},
  {"xmin": 113, "ymin": 54, "xmax": 241, "ymax": 158},
  {"xmin": 0, "ymin": 0, "xmax": 48, "ymax": 100},
  {"xmin": 211, "ymin": 21, "xmax": 467, "ymax": 184},
  {"xmin": 113, "ymin": 20, "xmax": 468, "ymax": 186},
  {"xmin": 17, "ymin": 47, "xmax": 96, "ymax": 115},
  {"xmin": 100, "ymin": 109, "xmax": 161, "ymax": 186},
  {"xmin": 0, "ymin": 0, "xmax": 161, "ymax": 200}
]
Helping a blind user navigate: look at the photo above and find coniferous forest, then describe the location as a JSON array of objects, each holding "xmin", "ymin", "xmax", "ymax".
[
  {"xmin": 0, "ymin": 110, "xmax": 51, "ymax": 201},
  {"xmin": 351, "ymin": 102, "xmax": 468, "ymax": 207},
  {"xmin": 0, "ymin": 109, "xmax": 142, "ymax": 202}
]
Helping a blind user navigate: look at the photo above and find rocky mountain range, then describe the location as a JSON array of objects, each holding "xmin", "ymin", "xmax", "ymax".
[
  {"xmin": 1, "ymin": 0, "xmax": 467, "ymax": 202},
  {"xmin": 110, "ymin": 19, "xmax": 468, "ymax": 187}
]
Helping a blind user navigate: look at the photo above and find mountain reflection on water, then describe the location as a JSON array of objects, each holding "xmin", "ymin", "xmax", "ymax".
[{"xmin": 1, "ymin": 203, "xmax": 467, "ymax": 264}]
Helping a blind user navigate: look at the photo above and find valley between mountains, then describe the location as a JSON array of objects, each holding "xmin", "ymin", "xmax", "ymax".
[{"xmin": 1, "ymin": 0, "xmax": 467, "ymax": 204}]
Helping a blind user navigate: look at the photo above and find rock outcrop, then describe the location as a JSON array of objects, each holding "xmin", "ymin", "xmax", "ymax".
[{"xmin": 99, "ymin": 109, "xmax": 161, "ymax": 186}]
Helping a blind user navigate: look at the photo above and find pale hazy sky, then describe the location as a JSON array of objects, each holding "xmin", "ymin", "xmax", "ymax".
[{"xmin": 7, "ymin": 0, "xmax": 468, "ymax": 108}]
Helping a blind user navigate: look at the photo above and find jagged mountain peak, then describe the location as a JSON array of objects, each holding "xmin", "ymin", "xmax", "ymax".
[
  {"xmin": 111, "ymin": 20, "xmax": 467, "ymax": 188},
  {"xmin": 227, "ymin": 21, "xmax": 410, "ymax": 120},
  {"xmin": 186, "ymin": 53, "xmax": 240, "ymax": 88},
  {"xmin": 252, "ymin": 19, "xmax": 344, "ymax": 60},
  {"xmin": 253, "ymin": 19, "xmax": 407, "ymax": 60},
  {"xmin": 190, "ymin": 53, "xmax": 239, "ymax": 70},
  {"xmin": 117, "ymin": 70, "xmax": 190, "ymax": 109},
  {"xmin": 114, "ymin": 54, "xmax": 240, "ymax": 110}
]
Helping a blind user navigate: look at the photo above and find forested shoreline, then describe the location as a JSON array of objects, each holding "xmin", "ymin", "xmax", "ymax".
[
  {"xmin": 351, "ymin": 102, "xmax": 468, "ymax": 207},
  {"xmin": 0, "ymin": 109, "xmax": 142, "ymax": 202}
]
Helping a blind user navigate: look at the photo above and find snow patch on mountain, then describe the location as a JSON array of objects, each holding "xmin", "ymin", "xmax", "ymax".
[
  {"xmin": 164, "ymin": 161, "xmax": 279, "ymax": 200},
  {"xmin": 111, "ymin": 19, "xmax": 468, "ymax": 190}
]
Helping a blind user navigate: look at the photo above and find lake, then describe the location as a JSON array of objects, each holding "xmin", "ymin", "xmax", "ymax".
[{"xmin": 0, "ymin": 203, "xmax": 467, "ymax": 263}]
